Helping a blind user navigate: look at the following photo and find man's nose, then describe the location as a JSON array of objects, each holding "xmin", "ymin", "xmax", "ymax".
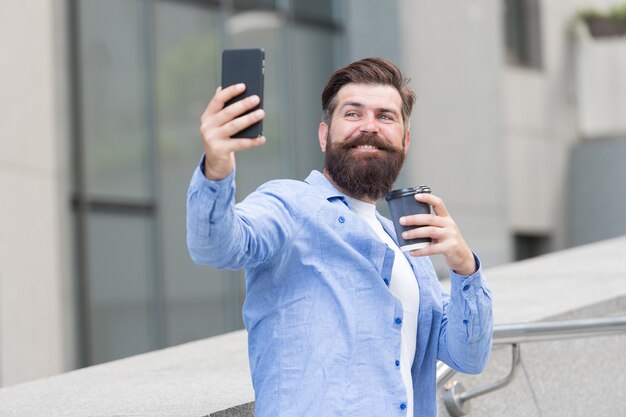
[{"xmin": 359, "ymin": 114, "xmax": 379, "ymax": 133}]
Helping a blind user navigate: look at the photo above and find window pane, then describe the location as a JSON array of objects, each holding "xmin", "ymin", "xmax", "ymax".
[
  {"xmin": 72, "ymin": 0, "xmax": 346, "ymax": 362},
  {"xmin": 289, "ymin": 24, "xmax": 335, "ymax": 179},
  {"xmin": 234, "ymin": 0, "xmax": 276, "ymax": 10},
  {"xmin": 503, "ymin": 0, "xmax": 542, "ymax": 68},
  {"xmin": 78, "ymin": 0, "xmax": 153, "ymax": 200},
  {"xmin": 525, "ymin": 0, "xmax": 542, "ymax": 68},
  {"xmin": 228, "ymin": 10, "xmax": 284, "ymax": 195},
  {"xmin": 514, "ymin": 233, "xmax": 551, "ymax": 261},
  {"xmin": 155, "ymin": 1, "xmax": 244, "ymax": 347},
  {"xmin": 504, "ymin": 0, "xmax": 524, "ymax": 64},
  {"xmin": 292, "ymin": 0, "xmax": 337, "ymax": 24},
  {"xmin": 87, "ymin": 212, "xmax": 155, "ymax": 364}
]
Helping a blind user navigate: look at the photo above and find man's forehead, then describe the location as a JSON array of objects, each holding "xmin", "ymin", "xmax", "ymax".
[{"xmin": 335, "ymin": 83, "xmax": 402, "ymax": 109}]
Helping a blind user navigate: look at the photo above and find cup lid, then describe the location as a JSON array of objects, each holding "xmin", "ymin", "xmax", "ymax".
[{"xmin": 385, "ymin": 185, "xmax": 431, "ymax": 200}]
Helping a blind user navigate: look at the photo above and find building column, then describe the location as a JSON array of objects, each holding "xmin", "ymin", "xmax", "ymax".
[{"xmin": 0, "ymin": 0, "xmax": 74, "ymax": 386}]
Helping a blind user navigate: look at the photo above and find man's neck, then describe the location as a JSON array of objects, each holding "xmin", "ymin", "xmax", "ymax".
[{"xmin": 322, "ymin": 169, "xmax": 378, "ymax": 204}]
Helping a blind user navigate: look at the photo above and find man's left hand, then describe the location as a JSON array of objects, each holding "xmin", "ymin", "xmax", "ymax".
[{"xmin": 399, "ymin": 193, "xmax": 476, "ymax": 276}]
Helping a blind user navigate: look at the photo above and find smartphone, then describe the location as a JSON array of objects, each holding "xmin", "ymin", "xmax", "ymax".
[{"xmin": 221, "ymin": 48, "xmax": 265, "ymax": 138}]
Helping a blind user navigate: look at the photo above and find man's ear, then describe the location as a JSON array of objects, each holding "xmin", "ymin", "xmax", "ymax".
[
  {"xmin": 318, "ymin": 122, "xmax": 329, "ymax": 152},
  {"xmin": 403, "ymin": 129, "xmax": 411, "ymax": 155}
]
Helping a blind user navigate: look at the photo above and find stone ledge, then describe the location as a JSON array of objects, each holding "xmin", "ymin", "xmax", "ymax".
[
  {"xmin": 2, "ymin": 236, "xmax": 626, "ymax": 416},
  {"xmin": 0, "ymin": 330, "xmax": 253, "ymax": 417},
  {"xmin": 486, "ymin": 235, "xmax": 626, "ymax": 324}
]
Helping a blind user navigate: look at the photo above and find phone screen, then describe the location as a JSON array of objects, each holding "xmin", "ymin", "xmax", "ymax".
[{"xmin": 221, "ymin": 48, "xmax": 265, "ymax": 138}]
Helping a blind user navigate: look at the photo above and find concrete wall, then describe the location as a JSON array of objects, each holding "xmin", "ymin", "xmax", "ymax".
[
  {"xmin": 569, "ymin": 138, "xmax": 626, "ymax": 246},
  {"xmin": 504, "ymin": 0, "xmax": 626, "ymax": 251},
  {"xmin": 2, "ymin": 237, "xmax": 625, "ymax": 416},
  {"xmin": 343, "ymin": 0, "xmax": 402, "ymax": 65},
  {"xmin": 504, "ymin": 1, "xmax": 579, "ymax": 250},
  {"xmin": 439, "ymin": 298, "xmax": 626, "ymax": 417},
  {"xmin": 438, "ymin": 236, "xmax": 626, "ymax": 416},
  {"xmin": 0, "ymin": 330, "xmax": 254, "ymax": 417},
  {"xmin": 575, "ymin": 25, "xmax": 626, "ymax": 138},
  {"xmin": 0, "ymin": 1, "xmax": 74, "ymax": 385},
  {"xmin": 398, "ymin": 0, "xmax": 511, "ymax": 271}
]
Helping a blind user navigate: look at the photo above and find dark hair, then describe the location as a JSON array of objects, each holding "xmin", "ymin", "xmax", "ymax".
[{"xmin": 321, "ymin": 57, "xmax": 416, "ymax": 131}]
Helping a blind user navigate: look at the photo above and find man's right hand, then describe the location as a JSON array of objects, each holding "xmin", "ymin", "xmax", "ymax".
[{"xmin": 200, "ymin": 83, "xmax": 266, "ymax": 180}]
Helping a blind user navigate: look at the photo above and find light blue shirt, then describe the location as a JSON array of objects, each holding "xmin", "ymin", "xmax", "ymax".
[{"xmin": 187, "ymin": 165, "xmax": 493, "ymax": 417}]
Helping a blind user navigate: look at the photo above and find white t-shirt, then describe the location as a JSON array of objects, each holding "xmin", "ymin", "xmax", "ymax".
[{"xmin": 346, "ymin": 197, "xmax": 420, "ymax": 417}]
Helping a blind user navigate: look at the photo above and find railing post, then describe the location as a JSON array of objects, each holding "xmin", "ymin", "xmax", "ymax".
[{"xmin": 442, "ymin": 344, "xmax": 521, "ymax": 416}]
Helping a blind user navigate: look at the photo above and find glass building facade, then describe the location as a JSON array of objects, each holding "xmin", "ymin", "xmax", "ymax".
[{"xmin": 69, "ymin": 0, "xmax": 344, "ymax": 366}]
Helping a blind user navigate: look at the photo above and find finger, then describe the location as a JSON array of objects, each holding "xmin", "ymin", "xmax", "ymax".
[
  {"xmin": 416, "ymin": 193, "xmax": 449, "ymax": 217},
  {"xmin": 401, "ymin": 226, "xmax": 445, "ymax": 242},
  {"xmin": 200, "ymin": 86, "xmax": 220, "ymax": 120},
  {"xmin": 221, "ymin": 108, "xmax": 265, "ymax": 138},
  {"xmin": 408, "ymin": 242, "xmax": 446, "ymax": 258},
  {"xmin": 399, "ymin": 213, "xmax": 446, "ymax": 228},
  {"xmin": 214, "ymin": 94, "xmax": 261, "ymax": 126},
  {"xmin": 202, "ymin": 83, "xmax": 246, "ymax": 119}
]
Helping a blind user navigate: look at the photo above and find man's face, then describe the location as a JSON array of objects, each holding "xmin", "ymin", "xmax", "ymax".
[{"xmin": 318, "ymin": 83, "xmax": 411, "ymax": 201}]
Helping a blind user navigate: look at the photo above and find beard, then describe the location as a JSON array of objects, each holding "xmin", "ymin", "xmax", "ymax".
[{"xmin": 324, "ymin": 132, "xmax": 405, "ymax": 201}]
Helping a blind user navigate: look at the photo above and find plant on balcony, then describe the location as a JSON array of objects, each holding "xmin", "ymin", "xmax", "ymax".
[{"xmin": 577, "ymin": 5, "xmax": 626, "ymax": 38}]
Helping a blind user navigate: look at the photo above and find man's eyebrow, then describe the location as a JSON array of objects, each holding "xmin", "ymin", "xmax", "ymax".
[
  {"xmin": 377, "ymin": 107, "xmax": 400, "ymax": 116},
  {"xmin": 339, "ymin": 101, "xmax": 400, "ymax": 115}
]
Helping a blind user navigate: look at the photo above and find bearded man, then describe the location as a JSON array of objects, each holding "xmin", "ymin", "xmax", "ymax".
[{"xmin": 186, "ymin": 57, "xmax": 493, "ymax": 417}]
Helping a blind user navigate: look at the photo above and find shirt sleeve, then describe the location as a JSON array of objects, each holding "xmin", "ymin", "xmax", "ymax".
[
  {"xmin": 186, "ymin": 156, "xmax": 298, "ymax": 270},
  {"xmin": 437, "ymin": 254, "xmax": 493, "ymax": 374}
]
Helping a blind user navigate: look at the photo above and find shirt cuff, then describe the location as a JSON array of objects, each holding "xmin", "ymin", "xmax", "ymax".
[
  {"xmin": 192, "ymin": 154, "xmax": 235, "ymax": 192},
  {"xmin": 449, "ymin": 253, "xmax": 483, "ymax": 286}
]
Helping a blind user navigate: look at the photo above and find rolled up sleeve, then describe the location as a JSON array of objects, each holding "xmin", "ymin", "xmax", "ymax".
[
  {"xmin": 438, "ymin": 255, "xmax": 493, "ymax": 374},
  {"xmin": 186, "ymin": 158, "xmax": 237, "ymax": 267}
]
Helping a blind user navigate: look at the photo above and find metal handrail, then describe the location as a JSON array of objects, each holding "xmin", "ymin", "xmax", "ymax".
[
  {"xmin": 437, "ymin": 316, "xmax": 626, "ymax": 416},
  {"xmin": 492, "ymin": 316, "xmax": 626, "ymax": 344}
]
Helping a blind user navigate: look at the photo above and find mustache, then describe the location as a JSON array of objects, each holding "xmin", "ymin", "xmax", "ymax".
[
  {"xmin": 337, "ymin": 133, "xmax": 396, "ymax": 152},
  {"xmin": 324, "ymin": 131, "xmax": 405, "ymax": 201}
]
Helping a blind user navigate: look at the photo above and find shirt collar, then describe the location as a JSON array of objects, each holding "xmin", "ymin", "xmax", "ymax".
[
  {"xmin": 304, "ymin": 170, "xmax": 347, "ymax": 203},
  {"xmin": 344, "ymin": 195, "xmax": 376, "ymax": 218},
  {"xmin": 305, "ymin": 170, "xmax": 401, "ymax": 245}
]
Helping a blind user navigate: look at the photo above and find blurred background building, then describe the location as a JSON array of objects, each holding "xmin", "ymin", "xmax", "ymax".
[{"xmin": 1, "ymin": 0, "xmax": 625, "ymax": 386}]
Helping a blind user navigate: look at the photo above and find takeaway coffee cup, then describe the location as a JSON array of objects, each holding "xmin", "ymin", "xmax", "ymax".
[{"xmin": 385, "ymin": 186, "xmax": 432, "ymax": 252}]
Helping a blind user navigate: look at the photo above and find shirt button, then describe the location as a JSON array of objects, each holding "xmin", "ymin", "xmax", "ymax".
[
  {"xmin": 400, "ymin": 403, "xmax": 407, "ymax": 411},
  {"xmin": 395, "ymin": 360, "xmax": 400, "ymax": 367},
  {"xmin": 383, "ymin": 279, "xmax": 389, "ymax": 286},
  {"xmin": 463, "ymin": 284, "xmax": 470, "ymax": 291},
  {"xmin": 463, "ymin": 319, "xmax": 469, "ymax": 325},
  {"xmin": 395, "ymin": 317, "xmax": 402, "ymax": 325},
  {"xmin": 338, "ymin": 216, "xmax": 345, "ymax": 223}
]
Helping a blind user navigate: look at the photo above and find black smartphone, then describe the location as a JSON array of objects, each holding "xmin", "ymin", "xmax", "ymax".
[{"xmin": 221, "ymin": 48, "xmax": 265, "ymax": 138}]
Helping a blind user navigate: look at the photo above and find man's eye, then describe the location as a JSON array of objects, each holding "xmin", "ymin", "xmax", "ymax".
[
  {"xmin": 345, "ymin": 112, "xmax": 359, "ymax": 118},
  {"xmin": 379, "ymin": 114, "xmax": 393, "ymax": 121}
]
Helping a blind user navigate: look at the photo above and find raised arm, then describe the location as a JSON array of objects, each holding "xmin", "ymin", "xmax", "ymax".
[
  {"xmin": 400, "ymin": 193, "xmax": 492, "ymax": 372},
  {"xmin": 187, "ymin": 85, "xmax": 297, "ymax": 270},
  {"xmin": 200, "ymin": 83, "xmax": 266, "ymax": 180}
]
